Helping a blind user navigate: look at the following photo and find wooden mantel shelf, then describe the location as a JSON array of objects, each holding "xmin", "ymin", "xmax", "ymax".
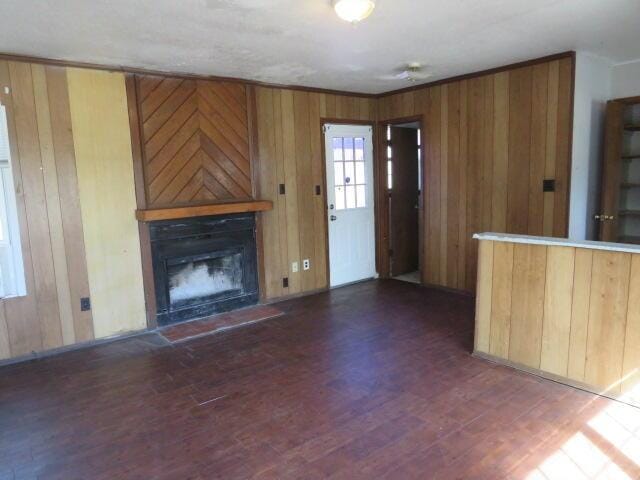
[{"xmin": 136, "ymin": 200, "xmax": 273, "ymax": 222}]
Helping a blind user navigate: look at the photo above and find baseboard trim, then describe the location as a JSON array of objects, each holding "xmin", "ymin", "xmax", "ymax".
[
  {"xmin": 0, "ymin": 328, "xmax": 160, "ymax": 367},
  {"xmin": 472, "ymin": 350, "xmax": 640, "ymax": 409}
]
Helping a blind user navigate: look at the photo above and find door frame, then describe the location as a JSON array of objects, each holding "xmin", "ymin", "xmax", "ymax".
[
  {"xmin": 320, "ymin": 118, "xmax": 378, "ymax": 286},
  {"xmin": 375, "ymin": 115, "xmax": 426, "ymax": 282}
]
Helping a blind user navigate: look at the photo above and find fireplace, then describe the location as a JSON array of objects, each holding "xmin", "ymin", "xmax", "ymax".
[{"xmin": 149, "ymin": 213, "xmax": 258, "ymax": 326}]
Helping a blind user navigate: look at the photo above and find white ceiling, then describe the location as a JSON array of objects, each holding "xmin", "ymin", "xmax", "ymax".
[{"xmin": 1, "ymin": 0, "xmax": 639, "ymax": 94}]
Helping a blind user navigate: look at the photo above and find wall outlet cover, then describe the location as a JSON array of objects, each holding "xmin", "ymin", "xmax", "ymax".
[
  {"xmin": 80, "ymin": 297, "xmax": 91, "ymax": 311},
  {"xmin": 303, "ymin": 259, "xmax": 310, "ymax": 270}
]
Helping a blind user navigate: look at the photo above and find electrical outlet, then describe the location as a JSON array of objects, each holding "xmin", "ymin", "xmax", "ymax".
[
  {"xmin": 303, "ymin": 259, "xmax": 310, "ymax": 271},
  {"xmin": 80, "ymin": 297, "xmax": 91, "ymax": 311},
  {"xmin": 292, "ymin": 261, "xmax": 299, "ymax": 273}
]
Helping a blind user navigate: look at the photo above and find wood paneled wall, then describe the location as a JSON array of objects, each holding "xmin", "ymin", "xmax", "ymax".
[
  {"xmin": 67, "ymin": 68, "xmax": 147, "ymax": 338},
  {"xmin": 0, "ymin": 61, "xmax": 146, "ymax": 361},
  {"xmin": 378, "ymin": 56, "xmax": 574, "ymax": 292},
  {"xmin": 133, "ymin": 74, "xmax": 253, "ymax": 208},
  {"xmin": 0, "ymin": 61, "xmax": 94, "ymax": 359},
  {"xmin": 475, "ymin": 239, "xmax": 640, "ymax": 407},
  {"xmin": 255, "ymin": 88, "xmax": 376, "ymax": 299}
]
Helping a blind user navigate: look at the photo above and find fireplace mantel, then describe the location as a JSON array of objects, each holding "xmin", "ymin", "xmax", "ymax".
[{"xmin": 136, "ymin": 200, "xmax": 273, "ymax": 222}]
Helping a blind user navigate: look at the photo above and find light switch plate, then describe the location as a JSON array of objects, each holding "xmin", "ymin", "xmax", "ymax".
[{"xmin": 292, "ymin": 261, "xmax": 299, "ymax": 273}]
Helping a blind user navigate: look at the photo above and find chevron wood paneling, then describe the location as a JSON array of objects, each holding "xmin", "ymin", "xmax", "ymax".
[{"xmin": 135, "ymin": 74, "xmax": 253, "ymax": 208}]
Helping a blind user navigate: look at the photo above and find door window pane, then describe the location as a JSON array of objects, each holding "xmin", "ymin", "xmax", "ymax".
[
  {"xmin": 356, "ymin": 185, "xmax": 366, "ymax": 208},
  {"xmin": 345, "ymin": 185, "xmax": 356, "ymax": 209},
  {"xmin": 334, "ymin": 163, "xmax": 344, "ymax": 186},
  {"xmin": 344, "ymin": 137, "xmax": 354, "ymax": 160},
  {"xmin": 344, "ymin": 162, "xmax": 355, "ymax": 185},
  {"xmin": 335, "ymin": 186, "xmax": 345, "ymax": 210},
  {"xmin": 355, "ymin": 137, "xmax": 364, "ymax": 160},
  {"xmin": 355, "ymin": 162, "xmax": 365, "ymax": 185},
  {"xmin": 333, "ymin": 138, "xmax": 343, "ymax": 161}
]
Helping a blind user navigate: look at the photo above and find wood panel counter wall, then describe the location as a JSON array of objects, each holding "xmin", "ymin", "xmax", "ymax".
[
  {"xmin": 0, "ymin": 61, "xmax": 146, "ymax": 361},
  {"xmin": 377, "ymin": 53, "xmax": 574, "ymax": 293},
  {"xmin": 474, "ymin": 233, "xmax": 640, "ymax": 407}
]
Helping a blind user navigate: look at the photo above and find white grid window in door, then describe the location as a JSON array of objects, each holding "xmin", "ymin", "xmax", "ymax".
[{"xmin": 332, "ymin": 136, "xmax": 367, "ymax": 210}]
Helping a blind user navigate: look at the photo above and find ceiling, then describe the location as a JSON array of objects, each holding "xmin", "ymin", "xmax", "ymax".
[{"xmin": 0, "ymin": 0, "xmax": 639, "ymax": 94}]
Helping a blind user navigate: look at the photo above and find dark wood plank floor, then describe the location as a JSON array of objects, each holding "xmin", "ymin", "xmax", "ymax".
[{"xmin": 1, "ymin": 280, "xmax": 639, "ymax": 479}]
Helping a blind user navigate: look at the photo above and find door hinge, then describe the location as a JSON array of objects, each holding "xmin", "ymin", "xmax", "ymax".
[
  {"xmin": 323, "ymin": 125, "xmax": 329, "ymax": 134},
  {"xmin": 279, "ymin": 184, "xmax": 286, "ymax": 195},
  {"xmin": 282, "ymin": 277, "xmax": 289, "ymax": 288},
  {"xmin": 315, "ymin": 185, "xmax": 321, "ymax": 195}
]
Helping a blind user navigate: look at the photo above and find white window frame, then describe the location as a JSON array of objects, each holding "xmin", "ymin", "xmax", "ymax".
[{"xmin": 0, "ymin": 104, "xmax": 26, "ymax": 298}]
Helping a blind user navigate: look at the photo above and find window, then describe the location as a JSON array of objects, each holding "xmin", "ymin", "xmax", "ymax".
[
  {"xmin": 0, "ymin": 105, "xmax": 26, "ymax": 298},
  {"xmin": 333, "ymin": 136, "xmax": 367, "ymax": 210}
]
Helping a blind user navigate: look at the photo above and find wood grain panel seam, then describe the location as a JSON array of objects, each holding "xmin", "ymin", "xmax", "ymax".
[
  {"xmin": 564, "ymin": 244, "xmax": 578, "ymax": 373},
  {"xmin": 144, "ymin": 87, "xmax": 197, "ymax": 145},
  {"xmin": 150, "ymin": 146, "xmax": 200, "ymax": 203},
  {"xmin": 619, "ymin": 255, "xmax": 634, "ymax": 391},
  {"xmin": 581, "ymin": 251, "xmax": 595, "ymax": 380}
]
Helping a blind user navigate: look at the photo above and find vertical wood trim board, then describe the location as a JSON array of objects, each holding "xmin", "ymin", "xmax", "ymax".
[
  {"xmin": 488, "ymin": 241, "xmax": 513, "ymax": 358},
  {"xmin": 67, "ymin": 68, "xmax": 146, "ymax": 338},
  {"xmin": 584, "ymin": 251, "xmax": 631, "ymax": 393},
  {"xmin": 474, "ymin": 240, "xmax": 493, "ymax": 353},
  {"xmin": 475, "ymin": 239, "xmax": 640, "ymax": 406},
  {"xmin": 508, "ymin": 243, "xmax": 546, "ymax": 368},
  {"xmin": 539, "ymin": 246, "xmax": 575, "ymax": 376}
]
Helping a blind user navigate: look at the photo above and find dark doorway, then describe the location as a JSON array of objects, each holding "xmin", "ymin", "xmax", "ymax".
[{"xmin": 387, "ymin": 122, "xmax": 421, "ymax": 283}]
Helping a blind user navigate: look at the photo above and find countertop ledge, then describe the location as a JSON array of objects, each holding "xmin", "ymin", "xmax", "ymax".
[{"xmin": 473, "ymin": 232, "xmax": 640, "ymax": 254}]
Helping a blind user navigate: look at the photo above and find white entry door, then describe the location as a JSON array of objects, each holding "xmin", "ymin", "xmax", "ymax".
[{"xmin": 324, "ymin": 124, "xmax": 376, "ymax": 287}]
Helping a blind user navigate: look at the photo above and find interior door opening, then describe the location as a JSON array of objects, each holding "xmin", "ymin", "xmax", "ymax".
[
  {"xmin": 385, "ymin": 121, "xmax": 422, "ymax": 284},
  {"xmin": 324, "ymin": 123, "xmax": 376, "ymax": 287}
]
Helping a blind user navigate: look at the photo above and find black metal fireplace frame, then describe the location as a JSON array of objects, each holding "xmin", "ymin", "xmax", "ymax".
[{"xmin": 149, "ymin": 213, "xmax": 259, "ymax": 326}]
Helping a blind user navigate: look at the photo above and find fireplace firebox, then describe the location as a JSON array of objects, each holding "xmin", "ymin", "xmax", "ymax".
[{"xmin": 149, "ymin": 213, "xmax": 258, "ymax": 326}]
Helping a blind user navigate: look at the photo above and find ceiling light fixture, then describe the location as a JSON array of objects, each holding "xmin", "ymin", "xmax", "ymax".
[{"xmin": 333, "ymin": 0, "xmax": 376, "ymax": 23}]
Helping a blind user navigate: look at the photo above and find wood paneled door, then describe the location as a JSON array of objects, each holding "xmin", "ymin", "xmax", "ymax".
[
  {"xmin": 389, "ymin": 126, "xmax": 420, "ymax": 277},
  {"xmin": 132, "ymin": 74, "xmax": 254, "ymax": 208}
]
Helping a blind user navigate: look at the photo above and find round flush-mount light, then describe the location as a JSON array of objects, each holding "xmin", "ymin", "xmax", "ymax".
[{"xmin": 333, "ymin": 0, "xmax": 376, "ymax": 23}]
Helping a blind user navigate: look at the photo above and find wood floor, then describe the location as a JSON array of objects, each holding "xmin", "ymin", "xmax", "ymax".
[{"xmin": 1, "ymin": 280, "xmax": 639, "ymax": 479}]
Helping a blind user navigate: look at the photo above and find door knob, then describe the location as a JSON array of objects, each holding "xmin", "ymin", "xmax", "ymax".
[
  {"xmin": 329, "ymin": 204, "xmax": 335, "ymax": 210},
  {"xmin": 330, "ymin": 215, "xmax": 337, "ymax": 221},
  {"xmin": 594, "ymin": 214, "xmax": 615, "ymax": 221}
]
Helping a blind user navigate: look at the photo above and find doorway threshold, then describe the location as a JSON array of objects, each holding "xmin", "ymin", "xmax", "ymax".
[{"xmin": 393, "ymin": 271, "xmax": 420, "ymax": 284}]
